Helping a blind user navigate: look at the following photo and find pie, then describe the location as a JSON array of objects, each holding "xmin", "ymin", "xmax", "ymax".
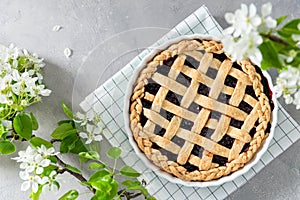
[{"xmin": 129, "ymin": 38, "xmax": 274, "ymax": 181}]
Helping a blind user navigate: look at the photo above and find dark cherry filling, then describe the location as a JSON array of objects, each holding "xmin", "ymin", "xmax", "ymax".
[
  {"xmin": 224, "ymin": 75, "xmax": 237, "ymax": 87},
  {"xmin": 185, "ymin": 55, "xmax": 199, "ymax": 70},
  {"xmin": 209, "ymin": 111, "xmax": 222, "ymax": 120},
  {"xmin": 156, "ymin": 65, "xmax": 171, "ymax": 76},
  {"xmin": 217, "ymin": 92, "xmax": 231, "ymax": 104},
  {"xmin": 238, "ymin": 101, "xmax": 253, "ymax": 114},
  {"xmin": 182, "ymin": 162, "xmax": 199, "ymax": 172},
  {"xmin": 165, "ymin": 91, "xmax": 181, "ymax": 106},
  {"xmin": 171, "ymin": 135, "xmax": 186, "ymax": 147},
  {"xmin": 197, "ymin": 83, "xmax": 210, "ymax": 96},
  {"xmin": 249, "ymin": 127, "xmax": 256, "ymax": 138},
  {"xmin": 154, "ymin": 125, "xmax": 166, "ymax": 137},
  {"xmin": 229, "ymin": 118, "xmax": 244, "ymax": 129},
  {"xmin": 241, "ymin": 143, "xmax": 250, "ymax": 152},
  {"xmin": 212, "ymin": 155, "xmax": 228, "ymax": 166},
  {"xmin": 213, "ymin": 53, "xmax": 227, "ymax": 62},
  {"xmin": 245, "ymin": 85, "xmax": 258, "ymax": 100},
  {"xmin": 188, "ymin": 102, "xmax": 202, "ymax": 114},
  {"xmin": 265, "ymin": 122, "xmax": 271, "ymax": 133},
  {"xmin": 200, "ymin": 127, "xmax": 215, "ymax": 138},
  {"xmin": 206, "ymin": 67, "xmax": 218, "ymax": 79},
  {"xmin": 218, "ymin": 134, "xmax": 235, "ymax": 149},
  {"xmin": 232, "ymin": 62, "xmax": 243, "ymax": 71},
  {"xmin": 144, "ymin": 82, "xmax": 160, "ymax": 95},
  {"xmin": 180, "ymin": 118, "xmax": 194, "ymax": 131},
  {"xmin": 191, "ymin": 145, "xmax": 204, "ymax": 157},
  {"xmin": 159, "ymin": 109, "xmax": 174, "ymax": 121},
  {"xmin": 140, "ymin": 112, "xmax": 148, "ymax": 127},
  {"xmin": 163, "ymin": 55, "xmax": 177, "ymax": 67},
  {"xmin": 159, "ymin": 148, "xmax": 178, "ymax": 162},
  {"xmin": 176, "ymin": 72, "xmax": 192, "ymax": 87},
  {"xmin": 141, "ymin": 99, "xmax": 152, "ymax": 109}
]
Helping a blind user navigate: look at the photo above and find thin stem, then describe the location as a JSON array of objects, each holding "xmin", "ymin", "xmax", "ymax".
[
  {"xmin": 112, "ymin": 158, "xmax": 117, "ymax": 175},
  {"xmin": 50, "ymin": 138, "xmax": 61, "ymax": 144},
  {"xmin": 262, "ymin": 34, "xmax": 290, "ymax": 46},
  {"xmin": 55, "ymin": 155, "xmax": 87, "ymax": 183},
  {"xmin": 117, "ymin": 190, "xmax": 143, "ymax": 200}
]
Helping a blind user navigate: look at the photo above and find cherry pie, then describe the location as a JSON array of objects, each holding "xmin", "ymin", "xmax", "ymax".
[{"xmin": 129, "ymin": 38, "xmax": 274, "ymax": 181}]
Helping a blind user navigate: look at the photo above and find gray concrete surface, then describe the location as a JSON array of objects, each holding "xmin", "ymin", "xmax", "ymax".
[{"xmin": 0, "ymin": 0, "xmax": 300, "ymax": 199}]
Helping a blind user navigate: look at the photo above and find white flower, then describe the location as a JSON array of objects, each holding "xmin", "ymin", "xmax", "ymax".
[
  {"xmin": 79, "ymin": 124, "xmax": 103, "ymax": 144},
  {"xmin": 261, "ymin": 2, "xmax": 277, "ymax": 29},
  {"xmin": 37, "ymin": 145, "xmax": 58, "ymax": 157},
  {"xmin": 43, "ymin": 171, "xmax": 59, "ymax": 192},
  {"xmin": 12, "ymin": 145, "xmax": 52, "ymax": 174},
  {"xmin": 74, "ymin": 111, "xmax": 94, "ymax": 126},
  {"xmin": 222, "ymin": 3, "xmax": 277, "ymax": 65},
  {"xmin": 275, "ymin": 66, "xmax": 300, "ymax": 108},
  {"xmin": 222, "ymin": 31, "xmax": 263, "ymax": 64},
  {"xmin": 293, "ymin": 91, "xmax": 300, "ymax": 109},
  {"xmin": 20, "ymin": 171, "xmax": 48, "ymax": 193},
  {"xmin": 284, "ymin": 94, "xmax": 293, "ymax": 104},
  {"xmin": 12, "ymin": 146, "xmax": 36, "ymax": 163},
  {"xmin": 223, "ymin": 4, "xmax": 261, "ymax": 37}
]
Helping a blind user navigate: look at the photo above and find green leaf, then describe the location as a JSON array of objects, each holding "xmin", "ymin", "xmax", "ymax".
[
  {"xmin": 89, "ymin": 162, "xmax": 106, "ymax": 170},
  {"xmin": 13, "ymin": 113, "xmax": 33, "ymax": 140},
  {"xmin": 0, "ymin": 141, "xmax": 16, "ymax": 154},
  {"xmin": 65, "ymin": 164, "xmax": 82, "ymax": 174},
  {"xmin": 90, "ymin": 176, "xmax": 118, "ymax": 200},
  {"xmin": 276, "ymin": 15, "xmax": 288, "ymax": 26},
  {"xmin": 120, "ymin": 166, "xmax": 140, "ymax": 178},
  {"xmin": 259, "ymin": 41, "xmax": 284, "ymax": 70},
  {"xmin": 60, "ymin": 133, "xmax": 78, "ymax": 153},
  {"xmin": 30, "ymin": 137, "xmax": 53, "ymax": 148},
  {"xmin": 59, "ymin": 190, "xmax": 79, "ymax": 200},
  {"xmin": 92, "ymin": 192, "xmax": 109, "ymax": 200},
  {"xmin": 62, "ymin": 101, "xmax": 74, "ymax": 119},
  {"xmin": 106, "ymin": 147, "xmax": 121, "ymax": 159},
  {"xmin": 29, "ymin": 186, "xmax": 42, "ymax": 200},
  {"xmin": 79, "ymin": 151, "xmax": 100, "ymax": 161},
  {"xmin": 88, "ymin": 170, "xmax": 110, "ymax": 182},
  {"xmin": 57, "ymin": 120, "xmax": 73, "ymax": 126},
  {"xmin": 51, "ymin": 123, "xmax": 76, "ymax": 140},
  {"xmin": 278, "ymin": 18, "xmax": 300, "ymax": 44},
  {"xmin": 70, "ymin": 139, "xmax": 87, "ymax": 154},
  {"xmin": 121, "ymin": 180, "xmax": 141, "ymax": 187},
  {"xmin": 30, "ymin": 112, "xmax": 39, "ymax": 130}
]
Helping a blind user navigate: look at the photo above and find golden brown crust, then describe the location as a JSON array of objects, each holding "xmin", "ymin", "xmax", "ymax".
[{"xmin": 129, "ymin": 39, "xmax": 271, "ymax": 181}]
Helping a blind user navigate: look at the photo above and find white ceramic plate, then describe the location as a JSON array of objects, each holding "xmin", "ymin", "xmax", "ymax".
[{"xmin": 123, "ymin": 34, "xmax": 278, "ymax": 187}]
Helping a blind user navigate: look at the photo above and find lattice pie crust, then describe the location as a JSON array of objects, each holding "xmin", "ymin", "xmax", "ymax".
[{"xmin": 129, "ymin": 39, "xmax": 272, "ymax": 181}]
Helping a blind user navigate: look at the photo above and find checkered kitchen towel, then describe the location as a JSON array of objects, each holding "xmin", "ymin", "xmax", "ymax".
[{"xmin": 80, "ymin": 5, "xmax": 300, "ymax": 200}]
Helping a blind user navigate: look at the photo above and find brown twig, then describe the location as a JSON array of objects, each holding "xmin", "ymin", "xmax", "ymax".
[
  {"xmin": 118, "ymin": 189, "xmax": 143, "ymax": 200},
  {"xmin": 55, "ymin": 155, "xmax": 88, "ymax": 183},
  {"xmin": 268, "ymin": 34, "xmax": 290, "ymax": 46}
]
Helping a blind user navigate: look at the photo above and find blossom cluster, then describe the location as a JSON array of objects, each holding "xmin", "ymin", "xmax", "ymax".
[
  {"xmin": 274, "ymin": 66, "xmax": 300, "ymax": 109},
  {"xmin": 12, "ymin": 145, "xmax": 59, "ymax": 193},
  {"xmin": 74, "ymin": 110, "xmax": 104, "ymax": 144},
  {"xmin": 0, "ymin": 44, "xmax": 51, "ymax": 119},
  {"xmin": 221, "ymin": 3, "xmax": 276, "ymax": 64}
]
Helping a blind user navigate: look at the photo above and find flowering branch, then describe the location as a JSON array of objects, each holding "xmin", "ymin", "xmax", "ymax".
[
  {"xmin": 0, "ymin": 43, "xmax": 154, "ymax": 200},
  {"xmin": 222, "ymin": 2, "xmax": 300, "ymax": 109}
]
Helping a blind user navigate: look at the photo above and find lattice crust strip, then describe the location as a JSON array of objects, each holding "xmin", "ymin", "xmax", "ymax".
[{"xmin": 129, "ymin": 39, "xmax": 272, "ymax": 181}]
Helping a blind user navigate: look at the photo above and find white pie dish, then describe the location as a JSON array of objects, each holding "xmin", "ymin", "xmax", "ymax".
[{"xmin": 123, "ymin": 34, "xmax": 278, "ymax": 187}]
